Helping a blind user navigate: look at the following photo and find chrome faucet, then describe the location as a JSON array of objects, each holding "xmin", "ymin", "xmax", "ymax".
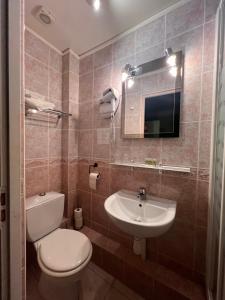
[{"xmin": 137, "ymin": 187, "xmax": 146, "ymax": 200}]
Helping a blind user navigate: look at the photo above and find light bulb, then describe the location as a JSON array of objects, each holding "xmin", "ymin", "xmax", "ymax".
[
  {"xmin": 128, "ymin": 78, "xmax": 134, "ymax": 88},
  {"xmin": 93, "ymin": 0, "xmax": 100, "ymax": 10},
  {"xmin": 122, "ymin": 72, "xmax": 129, "ymax": 82},
  {"xmin": 166, "ymin": 54, "xmax": 176, "ymax": 67},
  {"xmin": 169, "ymin": 66, "xmax": 178, "ymax": 77}
]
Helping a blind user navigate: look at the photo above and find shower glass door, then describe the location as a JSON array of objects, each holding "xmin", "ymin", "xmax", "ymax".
[{"xmin": 207, "ymin": 1, "xmax": 225, "ymax": 299}]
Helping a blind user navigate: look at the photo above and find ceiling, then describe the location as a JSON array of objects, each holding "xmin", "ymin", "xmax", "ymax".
[{"xmin": 25, "ymin": 0, "xmax": 181, "ymax": 56}]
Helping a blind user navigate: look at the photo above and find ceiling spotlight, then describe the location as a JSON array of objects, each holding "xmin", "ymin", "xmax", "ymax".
[
  {"xmin": 93, "ymin": 0, "xmax": 101, "ymax": 10},
  {"xmin": 122, "ymin": 64, "xmax": 132, "ymax": 82},
  {"xmin": 167, "ymin": 55, "xmax": 176, "ymax": 67},
  {"xmin": 165, "ymin": 48, "xmax": 173, "ymax": 57},
  {"xmin": 165, "ymin": 47, "xmax": 177, "ymax": 67},
  {"xmin": 127, "ymin": 78, "xmax": 135, "ymax": 89},
  {"xmin": 87, "ymin": 0, "xmax": 101, "ymax": 11},
  {"xmin": 169, "ymin": 66, "xmax": 178, "ymax": 77}
]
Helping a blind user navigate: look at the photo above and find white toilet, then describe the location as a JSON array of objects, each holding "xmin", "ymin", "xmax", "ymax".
[{"xmin": 26, "ymin": 192, "xmax": 92, "ymax": 299}]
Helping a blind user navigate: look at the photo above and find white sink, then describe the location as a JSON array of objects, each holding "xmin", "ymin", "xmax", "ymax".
[{"xmin": 104, "ymin": 190, "xmax": 176, "ymax": 238}]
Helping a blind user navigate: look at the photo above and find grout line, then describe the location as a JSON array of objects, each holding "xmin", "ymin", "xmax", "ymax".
[{"xmin": 25, "ymin": 51, "xmax": 63, "ymax": 75}]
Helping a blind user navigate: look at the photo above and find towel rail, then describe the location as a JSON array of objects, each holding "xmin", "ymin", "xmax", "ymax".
[{"xmin": 25, "ymin": 107, "xmax": 72, "ymax": 119}]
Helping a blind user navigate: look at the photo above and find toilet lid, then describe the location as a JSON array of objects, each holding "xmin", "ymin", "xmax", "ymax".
[{"xmin": 38, "ymin": 229, "xmax": 91, "ymax": 272}]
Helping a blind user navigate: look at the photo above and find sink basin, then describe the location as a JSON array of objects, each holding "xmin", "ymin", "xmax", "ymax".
[{"xmin": 104, "ymin": 190, "xmax": 176, "ymax": 238}]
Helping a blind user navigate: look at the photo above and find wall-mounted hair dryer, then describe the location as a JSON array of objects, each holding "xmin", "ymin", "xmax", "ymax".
[{"xmin": 99, "ymin": 88, "xmax": 120, "ymax": 119}]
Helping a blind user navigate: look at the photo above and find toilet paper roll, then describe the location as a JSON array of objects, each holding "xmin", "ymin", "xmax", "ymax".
[
  {"xmin": 74, "ymin": 208, "xmax": 83, "ymax": 230},
  {"xmin": 89, "ymin": 172, "xmax": 100, "ymax": 190},
  {"xmin": 74, "ymin": 208, "xmax": 82, "ymax": 218}
]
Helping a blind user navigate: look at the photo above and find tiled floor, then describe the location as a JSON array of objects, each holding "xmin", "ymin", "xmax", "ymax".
[{"xmin": 27, "ymin": 262, "xmax": 144, "ymax": 300}]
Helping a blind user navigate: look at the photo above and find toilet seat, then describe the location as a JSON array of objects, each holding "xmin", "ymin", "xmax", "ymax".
[{"xmin": 35, "ymin": 229, "xmax": 92, "ymax": 278}]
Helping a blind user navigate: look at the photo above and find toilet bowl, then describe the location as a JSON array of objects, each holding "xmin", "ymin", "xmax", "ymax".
[
  {"xmin": 26, "ymin": 192, "xmax": 92, "ymax": 299},
  {"xmin": 35, "ymin": 228, "xmax": 92, "ymax": 280}
]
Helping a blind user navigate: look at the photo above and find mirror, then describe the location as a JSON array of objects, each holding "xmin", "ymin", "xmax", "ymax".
[{"xmin": 121, "ymin": 51, "xmax": 183, "ymax": 139}]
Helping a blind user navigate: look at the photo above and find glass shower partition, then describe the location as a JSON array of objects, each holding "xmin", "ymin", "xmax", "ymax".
[{"xmin": 207, "ymin": 1, "xmax": 225, "ymax": 299}]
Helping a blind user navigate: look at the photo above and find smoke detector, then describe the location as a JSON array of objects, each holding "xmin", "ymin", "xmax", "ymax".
[{"xmin": 35, "ymin": 6, "xmax": 55, "ymax": 25}]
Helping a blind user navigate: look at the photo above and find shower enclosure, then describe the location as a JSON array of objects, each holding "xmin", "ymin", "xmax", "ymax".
[{"xmin": 207, "ymin": 0, "xmax": 225, "ymax": 299}]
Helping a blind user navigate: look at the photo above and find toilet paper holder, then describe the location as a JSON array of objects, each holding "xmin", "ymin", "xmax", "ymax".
[{"xmin": 89, "ymin": 163, "xmax": 100, "ymax": 176}]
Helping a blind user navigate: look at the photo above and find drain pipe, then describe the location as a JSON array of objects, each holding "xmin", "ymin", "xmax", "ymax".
[{"xmin": 133, "ymin": 237, "xmax": 146, "ymax": 260}]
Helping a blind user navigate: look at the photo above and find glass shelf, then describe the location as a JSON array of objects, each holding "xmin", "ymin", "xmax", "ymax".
[{"xmin": 109, "ymin": 162, "xmax": 191, "ymax": 173}]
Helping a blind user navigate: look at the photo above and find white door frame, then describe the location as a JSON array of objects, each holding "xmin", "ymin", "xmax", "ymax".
[{"xmin": 8, "ymin": 0, "xmax": 25, "ymax": 299}]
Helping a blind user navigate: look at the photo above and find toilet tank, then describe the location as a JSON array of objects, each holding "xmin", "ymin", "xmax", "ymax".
[{"xmin": 26, "ymin": 192, "xmax": 65, "ymax": 242}]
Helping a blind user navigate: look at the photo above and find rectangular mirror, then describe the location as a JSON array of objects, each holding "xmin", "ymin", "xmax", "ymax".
[{"xmin": 121, "ymin": 51, "xmax": 183, "ymax": 139}]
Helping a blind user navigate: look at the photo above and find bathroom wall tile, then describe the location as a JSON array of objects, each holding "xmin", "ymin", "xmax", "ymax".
[
  {"xmin": 110, "ymin": 166, "xmax": 136, "ymax": 193},
  {"xmin": 160, "ymin": 175, "xmax": 197, "ymax": 225},
  {"xmin": 25, "ymin": 29, "xmax": 49, "ymax": 65},
  {"xmin": 25, "ymin": 159, "xmax": 48, "ymax": 168},
  {"xmin": 166, "ymin": 0, "xmax": 204, "ymax": 39},
  {"xmin": 79, "ymin": 101, "xmax": 93, "ymax": 129},
  {"xmin": 79, "ymin": 72, "xmax": 93, "ymax": 102},
  {"xmin": 68, "ymin": 129, "xmax": 78, "ymax": 158},
  {"xmin": 77, "ymin": 159, "xmax": 91, "ymax": 191},
  {"xmin": 25, "ymin": 54, "xmax": 48, "ymax": 96},
  {"xmin": 94, "ymin": 45, "xmax": 113, "ymax": 69},
  {"xmin": 181, "ymin": 74, "xmax": 201, "ymax": 122},
  {"xmin": 26, "ymin": 166, "xmax": 49, "ymax": 197},
  {"xmin": 111, "ymin": 130, "xmax": 133, "ymax": 163},
  {"xmin": 69, "ymin": 72, "xmax": 79, "ymax": 102},
  {"xmin": 199, "ymin": 121, "xmax": 212, "ymax": 169},
  {"xmin": 78, "ymin": 129, "xmax": 93, "ymax": 158},
  {"xmin": 198, "ymin": 168, "xmax": 210, "ymax": 182},
  {"xmin": 67, "ymin": 101, "xmax": 79, "ymax": 129},
  {"xmin": 94, "ymin": 64, "xmax": 112, "ymax": 98},
  {"xmin": 203, "ymin": 20, "xmax": 216, "ymax": 72},
  {"xmin": 93, "ymin": 128, "xmax": 110, "ymax": 160},
  {"xmin": 156, "ymin": 220, "xmax": 195, "ymax": 269},
  {"xmin": 77, "ymin": 189, "xmax": 91, "ymax": 222},
  {"xmin": 93, "ymin": 162, "xmax": 110, "ymax": 197},
  {"xmin": 91, "ymin": 193, "xmax": 109, "ymax": 227},
  {"xmin": 68, "ymin": 159, "xmax": 78, "ymax": 191},
  {"xmin": 49, "ymin": 68, "xmax": 62, "ymax": 101},
  {"xmin": 205, "ymin": 0, "xmax": 219, "ymax": 22},
  {"xmin": 49, "ymin": 48, "xmax": 62, "ymax": 72},
  {"xmin": 201, "ymin": 71, "xmax": 213, "ymax": 120},
  {"xmin": 62, "ymin": 71, "xmax": 70, "ymax": 101},
  {"xmin": 49, "ymin": 128, "xmax": 62, "ymax": 158},
  {"xmin": 93, "ymin": 99, "xmax": 111, "ymax": 129},
  {"xmin": 136, "ymin": 16, "xmax": 165, "ymax": 53},
  {"xmin": 80, "ymin": 54, "xmax": 93, "ymax": 75},
  {"xmin": 62, "ymin": 130, "xmax": 69, "ymax": 159},
  {"xmin": 70, "ymin": 53, "xmax": 79, "ymax": 75},
  {"xmin": 62, "ymin": 53, "xmax": 70, "ymax": 73},
  {"xmin": 131, "ymin": 139, "xmax": 161, "ymax": 163},
  {"xmin": 25, "ymin": 124, "xmax": 48, "ymax": 159},
  {"xmin": 135, "ymin": 43, "xmax": 164, "ymax": 66},
  {"xmin": 112, "ymin": 32, "xmax": 135, "ymax": 61},
  {"xmin": 49, "ymin": 161, "xmax": 62, "ymax": 192},
  {"xmin": 162, "ymin": 122, "xmax": 199, "ymax": 167},
  {"xmin": 196, "ymin": 181, "xmax": 209, "ymax": 227},
  {"xmin": 166, "ymin": 26, "xmax": 203, "ymax": 77},
  {"xmin": 67, "ymin": 190, "xmax": 78, "ymax": 219},
  {"xmin": 194, "ymin": 226, "xmax": 207, "ymax": 275}
]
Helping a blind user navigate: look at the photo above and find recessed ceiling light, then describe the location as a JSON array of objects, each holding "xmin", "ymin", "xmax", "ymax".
[
  {"xmin": 93, "ymin": 0, "xmax": 101, "ymax": 10},
  {"xmin": 87, "ymin": 0, "xmax": 101, "ymax": 11}
]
